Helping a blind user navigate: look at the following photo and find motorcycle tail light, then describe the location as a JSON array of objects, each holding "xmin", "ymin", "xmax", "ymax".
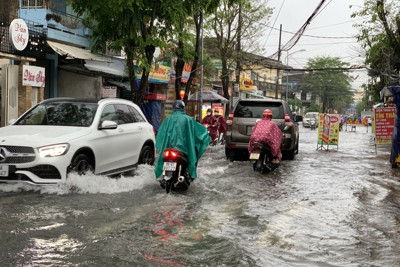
[
  {"xmin": 252, "ymin": 142, "xmax": 263, "ymax": 149},
  {"xmin": 226, "ymin": 112, "xmax": 234, "ymax": 125},
  {"xmin": 164, "ymin": 149, "xmax": 178, "ymax": 160},
  {"xmin": 284, "ymin": 113, "xmax": 291, "ymax": 125}
]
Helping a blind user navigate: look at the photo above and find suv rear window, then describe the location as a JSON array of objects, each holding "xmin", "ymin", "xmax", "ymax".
[{"xmin": 234, "ymin": 101, "xmax": 284, "ymax": 119}]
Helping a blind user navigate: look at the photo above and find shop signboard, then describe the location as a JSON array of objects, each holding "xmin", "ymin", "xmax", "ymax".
[
  {"xmin": 317, "ymin": 113, "xmax": 340, "ymax": 147},
  {"xmin": 22, "ymin": 65, "xmax": 45, "ymax": 87},
  {"xmin": 135, "ymin": 65, "xmax": 171, "ymax": 84},
  {"xmin": 101, "ymin": 86, "xmax": 117, "ymax": 98},
  {"xmin": 164, "ymin": 88, "xmax": 176, "ymax": 118},
  {"xmin": 239, "ymin": 77, "xmax": 253, "ymax": 91},
  {"xmin": 374, "ymin": 107, "xmax": 396, "ymax": 144},
  {"xmin": 9, "ymin": 19, "xmax": 29, "ymax": 51}
]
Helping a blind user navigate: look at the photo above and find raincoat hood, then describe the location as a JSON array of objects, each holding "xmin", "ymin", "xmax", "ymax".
[{"xmin": 155, "ymin": 111, "xmax": 210, "ymax": 179}]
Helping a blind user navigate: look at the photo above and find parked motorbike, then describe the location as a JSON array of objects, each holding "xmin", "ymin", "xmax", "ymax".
[
  {"xmin": 160, "ymin": 147, "xmax": 192, "ymax": 193},
  {"xmin": 249, "ymin": 142, "xmax": 280, "ymax": 173},
  {"xmin": 202, "ymin": 123, "xmax": 219, "ymax": 146}
]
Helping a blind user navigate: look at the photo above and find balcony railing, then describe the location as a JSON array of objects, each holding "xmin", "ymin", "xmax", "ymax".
[{"xmin": 46, "ymin": 9, "xmax": 84, "ymax": 30}]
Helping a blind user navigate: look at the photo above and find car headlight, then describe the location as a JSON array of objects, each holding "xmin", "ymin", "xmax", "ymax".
[{"xmin": 39, "ymin": 144, "xmax": 70, "ymax": 157}]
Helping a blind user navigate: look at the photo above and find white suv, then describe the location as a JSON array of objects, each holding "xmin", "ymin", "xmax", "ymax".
[{"xmin": 0, "ymin": 97, "xmax": 155, "ymax": 185}]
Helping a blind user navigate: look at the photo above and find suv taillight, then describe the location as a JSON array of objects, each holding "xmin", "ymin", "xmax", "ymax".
[
  {"xmin": 284, "ymin": 113, "xmax": 291, "ymax": 125},
  {"xmin": 226, "ymin": 112, "xmax": 234, "ymax": 126}
]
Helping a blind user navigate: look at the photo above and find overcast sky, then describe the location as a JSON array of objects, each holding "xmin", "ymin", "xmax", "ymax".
[{"xmin": 258, "ymin": 0, "xmax": 367, "ymax": 89}]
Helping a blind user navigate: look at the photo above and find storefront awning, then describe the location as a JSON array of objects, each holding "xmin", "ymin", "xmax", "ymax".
[{"xmin": 47, "ymin": 40, "xmax": 111, "ymax": 62}]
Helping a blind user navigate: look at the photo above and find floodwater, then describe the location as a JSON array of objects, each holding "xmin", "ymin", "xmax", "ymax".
[{"xmin": 1, "ymin": 125, "xmax": 400, "ymax": 267}]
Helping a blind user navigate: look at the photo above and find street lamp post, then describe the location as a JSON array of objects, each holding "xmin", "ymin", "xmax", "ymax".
[{"xmin": 285, "ymin": 49, "xmax": 306, "ymax": 100}]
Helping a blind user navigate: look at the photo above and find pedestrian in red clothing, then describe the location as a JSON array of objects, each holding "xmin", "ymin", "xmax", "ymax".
[{"xmin": 248, "ymin": 109, "xmax": 283, "ymax": 163}]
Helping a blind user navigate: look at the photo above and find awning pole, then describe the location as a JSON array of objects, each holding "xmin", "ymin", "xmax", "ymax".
[{"xmin": 199, "ymin": 10, "xmax": 204, "ymax": 121}]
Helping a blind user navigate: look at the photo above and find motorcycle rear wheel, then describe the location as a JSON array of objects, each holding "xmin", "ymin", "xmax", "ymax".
[{"xmin": 165, "ymin": 180, "xmax": 173, "ymax": 193}]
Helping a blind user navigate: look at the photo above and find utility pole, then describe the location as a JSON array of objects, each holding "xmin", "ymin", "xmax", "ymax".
[
  {"xmin": 198, "ymin": 10, "xmax": 204, "ymax": 121},
  {"xmin": 275, "ymin": 24, "xmax": 282, "ymax": 99},
  {"xmin": 233, "ymin": 3, "xmax": 242, "ymax": 111}
]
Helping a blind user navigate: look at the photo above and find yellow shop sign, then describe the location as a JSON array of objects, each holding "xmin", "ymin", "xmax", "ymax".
[{"xmin": 240, "ymin": 77, "xmax": 253, "ymax": 91}]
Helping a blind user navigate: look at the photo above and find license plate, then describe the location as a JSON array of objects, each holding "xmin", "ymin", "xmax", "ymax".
[
  {"xmin": 0, "ymin": 165, "xmax": 9, "ymax": 177},
  {"xmin": 163, "ymin": 162, "xmax": 177, "ymax": 171},
  {"xmin": 249, "ymin": 153, "xmax": 260, "ymax": 160}
]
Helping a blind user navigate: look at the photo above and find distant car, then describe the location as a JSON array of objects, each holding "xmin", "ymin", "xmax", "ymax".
[
  {"xmin": 0, "ymin": 97, "xmax": 156, "ymax": 185},
  {"xmin": 225, "ymin": 98, "xmax": 299, "ymax": 161},
  {"xmin": 302, "ymin": 112, "xmax": 319, "ymax": 127}
]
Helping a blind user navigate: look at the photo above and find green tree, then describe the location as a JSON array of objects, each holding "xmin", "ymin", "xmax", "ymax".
[
  {"xmin": 356, "ymin": 100, "xmax": 369, "ymax": 115},
  {"xmin": 287, "ymin": 97, "xmax": 302, "ymax": 113},
  {"xmin": 178, "ymin": 1, "xmax": 220, "ymax": 102},
  {"xmin": 206, "ymin": 0, "xmax": 272, "ymax": 111},
  {"xmin": 351, "ymin": 0, "xmax": 400, "ymax": 101},
  {"xmin": 70, "ymin": 0, "xmax": 189, "ymax": 105},
  {"xmin": 306, "ymin": 103, "xmax": 322, "ymax": 113},
  {"xmin": 302, "ymin": 57, "xmax": 354, "ymax": 114}
]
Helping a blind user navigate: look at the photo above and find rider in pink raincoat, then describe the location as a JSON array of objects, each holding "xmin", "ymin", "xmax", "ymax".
[{"xmin": 248, "ymin": 109, "xmax": 283, "ymax": 162}]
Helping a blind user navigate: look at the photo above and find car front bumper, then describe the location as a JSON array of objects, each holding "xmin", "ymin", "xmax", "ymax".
[{"xmin": 0, "ymin": 148, "xmax": 70, "ymax": 185}]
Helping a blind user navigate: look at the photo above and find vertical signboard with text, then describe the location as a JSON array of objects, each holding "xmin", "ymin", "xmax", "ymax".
[{"xmin": 374, "ymin": 107, "xmax": 396, "ymax": 144}]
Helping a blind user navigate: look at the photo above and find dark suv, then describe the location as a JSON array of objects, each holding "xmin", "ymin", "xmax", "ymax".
[{"xmin": 225, "ymin": 98, "xmax": 299, "ymax": 161}]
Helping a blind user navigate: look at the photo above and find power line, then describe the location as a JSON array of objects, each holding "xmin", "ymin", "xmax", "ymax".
[
  {"xmin": 262, "ymin": 0, "xmax": 286, "ymax": 48},
  {"xmin": 260, "ymin": 23, "xmax": 357, "ymax": 39},
  {"xmin": 269, "ymin": 0, "xmax": 329, "ymax": 58}
]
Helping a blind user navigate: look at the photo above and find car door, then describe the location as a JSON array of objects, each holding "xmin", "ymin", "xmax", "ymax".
[
  {"xmin": 114, "ymin": 104, "xmax": 143, "ymax": 168},
  {"xmin": 91, "ymin": 103, "xmax": 136, "ymax": 174}
]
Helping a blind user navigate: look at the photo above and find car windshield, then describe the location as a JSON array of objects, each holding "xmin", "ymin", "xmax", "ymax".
[
  {"xmin": 15, "ymin": 101, "xmax": 98, "ymax": 127},
  {"xmin": 234, "ymin": 101, "xmax": 284, "ymax": 119}
]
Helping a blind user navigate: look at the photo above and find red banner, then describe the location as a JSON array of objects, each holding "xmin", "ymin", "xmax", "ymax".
[{"xmin": 374, "ymin": 107, "xmax": 396, "ymax": 144}]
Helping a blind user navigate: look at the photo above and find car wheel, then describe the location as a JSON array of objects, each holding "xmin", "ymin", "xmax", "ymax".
[
  {"xmin": 295, "ymin": 137, "xmax": 299, "ymax": 154},
  {"xmin": 225, "ymin": 147, "xmax": 236, "ymax": 162},
  {"xmin": 283, "ymin": 149, "xmax": 295, "ymax": 160},
  {"xmin": 68, "ymin": 154, "xmax": 94, "ymax": 175},
  {"xmin": 139, "ymin": 145, "xmax": 154, "ymax": 165}
]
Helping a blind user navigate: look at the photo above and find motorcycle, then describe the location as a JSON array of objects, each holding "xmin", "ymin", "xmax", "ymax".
[
  {"xmin": 160, "ymin": 147, "xmax": 192, "ymax": 193},
  {"xmin": 249, "ymin": 142, "xmax": 280, "ymax": 173},
  {"xmin": 310, "ymin": 118, "xmax": 317, "ymax": 130},
  {"xmin": 202, "ymin": 123, "xmax": 219, "ymax": 146}
]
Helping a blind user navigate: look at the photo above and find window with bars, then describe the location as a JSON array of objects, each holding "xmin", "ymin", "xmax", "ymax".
[{"xmin": 21, "ymin": 0, "xmax": 46, "ymax": 8}]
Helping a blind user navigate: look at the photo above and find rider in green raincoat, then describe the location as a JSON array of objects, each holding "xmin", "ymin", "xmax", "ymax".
[{"xmin": 154, "ymin": 100, "xmax": 210, "ymax": 179}]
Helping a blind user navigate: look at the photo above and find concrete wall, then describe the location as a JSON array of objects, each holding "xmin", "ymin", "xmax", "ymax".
[
  {"xmin": 0, "ymin": 0, "xmax": 18, "ymax": 18},
  {"xmin": 58, "ymin": 69, "xmax": 101, "ymax": 99}
]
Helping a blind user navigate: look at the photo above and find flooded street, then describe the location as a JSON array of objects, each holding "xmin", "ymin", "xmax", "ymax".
[{"xmin": 1, "ymin": 125, "xmax": 400, "ymax": 267}]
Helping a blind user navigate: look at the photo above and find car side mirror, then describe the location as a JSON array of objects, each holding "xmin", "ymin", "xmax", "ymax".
[{"xmin": 99, "ymin": 120, "xmax": 118, "ymax": 130}]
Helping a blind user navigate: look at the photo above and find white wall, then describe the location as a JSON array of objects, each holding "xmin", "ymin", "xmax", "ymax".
[{"xmin": 58, "ymin": 69, "xmax": 101, "ymax": 98}]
